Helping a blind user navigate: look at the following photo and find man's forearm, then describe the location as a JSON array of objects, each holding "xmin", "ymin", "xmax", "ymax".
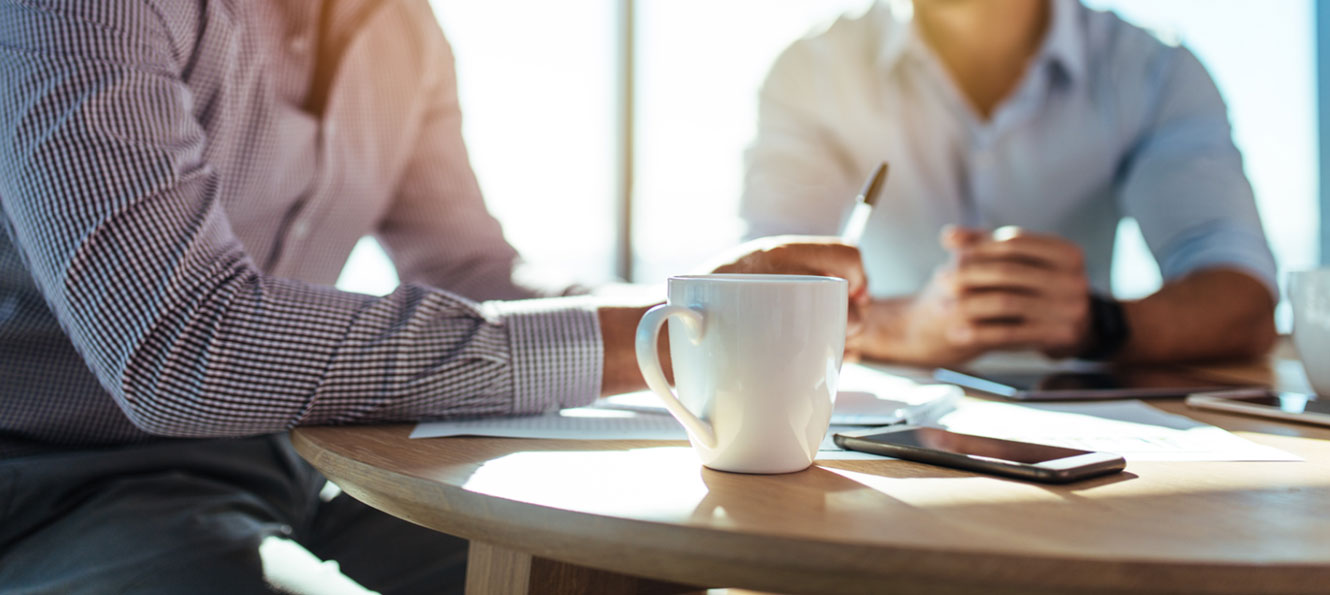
[
  {"xmin": 1119, "ymin": 268, "xmax": 1276, "ymax": 363},
  {"xmin": 857, "ymin": 269, "xmax": 1276, "ymax": 366},
  {"xmin": 597, "ymin": 304, "xmax": 669, "ymax": 396}
]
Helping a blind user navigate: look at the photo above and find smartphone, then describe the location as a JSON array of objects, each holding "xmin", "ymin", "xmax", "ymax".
[
  {"xmin": 1185, "ymin": 388, "xmax": 1330, "ymax": 427},
  {"xmin": 934, "ymin": 367, "xmax": 1242, "ymax": 401},
  {"xmin": 833, "ymin": 425, "xmax": 1126, "ymax": 483}
]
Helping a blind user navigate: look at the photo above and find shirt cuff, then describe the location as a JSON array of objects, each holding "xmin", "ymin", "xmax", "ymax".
[
  {"xmin": 487, "ymin": 297, "xmax": 603, "ymax": 414},
  {"xmin": 1158, "ymin": 225, "xmax": 1279, "ymax": 299}
]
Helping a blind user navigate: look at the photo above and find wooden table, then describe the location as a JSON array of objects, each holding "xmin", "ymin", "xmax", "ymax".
[{"xmin": 292, "ymin": 346, "xmax": 1330, "ymax": 594}]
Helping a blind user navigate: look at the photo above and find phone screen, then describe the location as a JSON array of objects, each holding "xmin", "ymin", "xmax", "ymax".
[
  {"xmin": 1229, "ymin": 392, "xmax": 1330, "ymax": 415},
  {"xmin": 858, "ymin": 427, "xmax": 1089, "ymax": 464}
]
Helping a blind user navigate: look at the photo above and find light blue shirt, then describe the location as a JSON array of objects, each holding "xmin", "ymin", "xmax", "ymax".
[{"xmin": 741, "ymin": 0, "xmax": 1276, "ymax": 298}]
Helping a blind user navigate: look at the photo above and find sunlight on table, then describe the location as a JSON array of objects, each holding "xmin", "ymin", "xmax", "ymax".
[{"xmin": 463, "ymin": 447, "xmax": 711, "ymax": 519}]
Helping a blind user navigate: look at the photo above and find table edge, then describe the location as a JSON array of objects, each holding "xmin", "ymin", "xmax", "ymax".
[{"xmin": 292, "ymin": 427, "xmax": 1330, "ymax": 595}]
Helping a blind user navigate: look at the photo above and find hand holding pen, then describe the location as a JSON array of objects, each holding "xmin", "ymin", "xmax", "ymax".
[
  {"xmin": 841, "ymin": 162, "xmax": 889, "ymax": 247},
  {"xmin": 836, "ymin": 162, "xmax": 888, "ymax": 355}
]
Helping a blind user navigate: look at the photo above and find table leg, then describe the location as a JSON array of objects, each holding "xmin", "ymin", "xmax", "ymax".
[{"xmin": 465, "ymin": 540, "xmax": 705, "ymax": 595}]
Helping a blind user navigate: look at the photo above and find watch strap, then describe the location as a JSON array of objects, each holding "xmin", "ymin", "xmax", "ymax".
[{"xmin": 1079, "ymin": 294, "xmax": 1130, "ymax": 361}]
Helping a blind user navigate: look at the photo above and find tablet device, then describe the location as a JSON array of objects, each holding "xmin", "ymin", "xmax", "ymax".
[
  {"xmin": 934, "ymin": 367, "xmax": 1247, "ymax": 401},
  {"xmin": 1185, "ymin": 389, "xmax": 1330, "ymax": 427}
]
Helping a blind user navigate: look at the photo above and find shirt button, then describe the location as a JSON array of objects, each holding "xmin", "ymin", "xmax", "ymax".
[
  {"xmin": 291, "ymin": 220, "xmax": 311, "ymax": 239},
  {"xmin": 289, "ymin": 35, "xmax": 310, "ymax": 55}
]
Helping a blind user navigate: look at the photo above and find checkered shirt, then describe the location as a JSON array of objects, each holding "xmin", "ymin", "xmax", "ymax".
[{"xmin": 0, "ymin": 0, "xmax": 603, "ymax": 459}]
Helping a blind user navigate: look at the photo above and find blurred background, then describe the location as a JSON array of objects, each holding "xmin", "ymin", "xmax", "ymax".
[{"xmin": 337, "ymin": 0, "xmax": 1317, "ymax": 328}]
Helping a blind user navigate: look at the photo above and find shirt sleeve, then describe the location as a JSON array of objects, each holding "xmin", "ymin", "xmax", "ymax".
[
  {"xmin": 375, "ymin": 16, "xmax": 587, "ymax": 300},
  {"xmin": 739, "ymin": 39, "xmax": 860, "ymax": 240},
  {"xmin": 0, "ymin": 2, "xmax": 601, "ymax": 439},
  {"xmin": 1117, "ymin": 45, "xmax": 1278, "ymax": 295}
]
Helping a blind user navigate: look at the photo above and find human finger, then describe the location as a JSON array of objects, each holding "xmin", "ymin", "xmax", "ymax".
[
  {"xmin": 847, "ymin": 299, "xmax": 866, "ymax": 339},
  {"xmin": 946, "ymin": 318, "xmax": 1081, "ymax": 351},
  {"xmin": 777, "ymin": 241, "xmax": 870, "ymax": 303},
  {"xmin": 955, "ymin": 291, "xmax": 1066, "ymax": 323},
  {"xmin": 940, "ymin": 225, "xmax": 988, "ymax": 252},
  {"xmin": 713, "ymin": 236, "xmax": 870, "ymax": 311},
  {"xmin": 951, "ymin": 261, "xmax": 1085, "ymax": 297},
  {"xmin": 958, "ymin": 228, "xmax": 1085, "ymax": 271}
]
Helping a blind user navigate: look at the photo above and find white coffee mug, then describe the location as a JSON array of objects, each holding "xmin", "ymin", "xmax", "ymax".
[
  {"xmin": 1291, "ymin": 269, "xmax": 1330, "ymax": 396},
  {"xmin": 635, "ymin": 274, "xmax": 848, "ymax": 474}
]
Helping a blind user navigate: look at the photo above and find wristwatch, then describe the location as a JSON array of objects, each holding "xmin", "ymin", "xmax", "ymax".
[{"xmin": 1078, "ymin": 294, "xmax": 1130, "ymax": 361}]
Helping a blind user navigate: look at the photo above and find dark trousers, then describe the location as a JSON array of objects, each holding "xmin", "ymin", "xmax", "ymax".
[{"xmin": 0, "ymin": 434, "xmax": 467, "ymax": 594}]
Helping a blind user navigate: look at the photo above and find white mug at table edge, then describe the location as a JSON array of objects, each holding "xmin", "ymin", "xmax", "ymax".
[
  {"xmin": 1290, "ymin": 269, "xmax": 1330, "ymax": 397},
  {"xmin": 635, "ymin": 274, "xmax": 848, "ymax": 474}
]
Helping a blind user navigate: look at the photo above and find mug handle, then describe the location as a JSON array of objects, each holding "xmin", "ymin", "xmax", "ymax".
[{"xmin": 635, "ymin": 304, "xmax": 716, "ymax": 448}]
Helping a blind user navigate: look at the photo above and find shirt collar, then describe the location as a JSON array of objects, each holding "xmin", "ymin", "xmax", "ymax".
[
  {"xmin": 1039, "ymin": 0, "xmax": 1087, "ymax": 84},
  {"xmin": 875, "ymin": 0, "xmax": 1087, "ymax": 86}
]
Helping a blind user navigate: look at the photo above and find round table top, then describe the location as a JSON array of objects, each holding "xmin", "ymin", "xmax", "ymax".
[{"xmin": 292, "ymin": 354, "xmax": 1330, "ymax": 595}]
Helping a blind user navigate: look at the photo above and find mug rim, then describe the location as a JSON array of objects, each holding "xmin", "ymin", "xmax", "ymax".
[{"xmin": 668, "ymin": 274, "xmax": 847, "ymax": 284}]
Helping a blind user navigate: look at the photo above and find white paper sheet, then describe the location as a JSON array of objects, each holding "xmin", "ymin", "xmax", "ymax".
[
  {"xmin": 409, "ymin": 409, "xmax": 880, "ymax": 460},
  {"xmin": 935, "ymin": 399, "xmax": 1301, "ymax": 462}
]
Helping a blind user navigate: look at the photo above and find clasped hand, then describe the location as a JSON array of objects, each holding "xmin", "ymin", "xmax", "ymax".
[{"xmin": 886, "ymin": 225, "xmax": 1093, "ymax": 365}]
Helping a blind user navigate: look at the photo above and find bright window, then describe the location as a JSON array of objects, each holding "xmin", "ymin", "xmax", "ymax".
[{"xmin": 339, "ymin": 0, "xmax": 619, "ymax": 296}]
